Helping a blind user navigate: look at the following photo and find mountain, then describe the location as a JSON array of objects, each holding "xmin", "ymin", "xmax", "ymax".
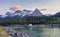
[
  {"xmin": 23, "ymin": 9, "xmax": 32, "ymax": 12},
  {"xmin": 31, "ymin": 8, "xmax": 43, "ymax": 16},
  {"xmin": 5, "ymin": 12, "xmax": 17, "ymax": 17},
  {"xmin": 6, "ymin": 12, "xmax": 12, "ymax": 16},
  {"xmin": 0, "ymin": 8, "xmax": 45, "ymax": 19},
  {"xmin": 55, "ymin": 12, "xmax": 60, "ymax": 15},
  {"xmin": 13, "ymin": 9, "xmax": 32, "ymax": 17},
  {"xmin": 0, "ymin": 15, "xmax": 2, "ymax": 18},
  {"xmin": 14, "ymin": 10, "xmax": 28, "ymax": 17},
  {"xmin": 54, "ymin": 12, "xmax": 60, "ymax": 17},
  {"xmin": 53, "ymin": 12, "xmax": 60, "ymax": 16},
  {"xmin": 1, "ymin": 9, "xmax": 60, "ymax": 24},
  {"xmin": 44, "ymin": 14, "xmax": 52, "ymax": 16},
  {"xmin": 13, "ymin": 10, "xmax": 22, "ymax": 16}
]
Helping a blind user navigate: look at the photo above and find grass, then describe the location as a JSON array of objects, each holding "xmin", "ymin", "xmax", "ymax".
[{"xmin": 0, "ymin": 26, "xmax": 11, "ymax": 37}]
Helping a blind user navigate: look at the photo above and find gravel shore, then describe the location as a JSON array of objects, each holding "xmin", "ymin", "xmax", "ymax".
[{"xmin": 3, "ymin": 27, "xmax": 30, "ymax": 37}]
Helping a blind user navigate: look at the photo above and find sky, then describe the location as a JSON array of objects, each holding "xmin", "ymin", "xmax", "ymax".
[{"xmin": 0, "ymin": 0, "xmax": 60, "ymax": 15}]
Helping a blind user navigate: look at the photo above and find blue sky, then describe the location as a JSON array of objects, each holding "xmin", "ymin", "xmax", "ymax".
[{"xmin": 0, "ymin": 0, "xmax": 60, "ymax": 15}]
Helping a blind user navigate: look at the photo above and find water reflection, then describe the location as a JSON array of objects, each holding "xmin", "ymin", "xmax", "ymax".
[
  {"xmin": 13, "ymin": 27, "xmax": 60, "ymax": 37},
  {"xmin": 42, "ymin": 28, "xmax": 60, "ymax": 37}
]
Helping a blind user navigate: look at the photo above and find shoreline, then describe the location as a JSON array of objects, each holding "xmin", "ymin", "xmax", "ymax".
[
  {"xmin": 5, "ymin": 24, "xmax": 60, "ymax": 28},
  {"xmin": 3, "ymin": 27, "xmax": 30, "ymax": 37},
  {"xmin": 0, "ymin": 26, "xmax": 11, "ymax": 37}
]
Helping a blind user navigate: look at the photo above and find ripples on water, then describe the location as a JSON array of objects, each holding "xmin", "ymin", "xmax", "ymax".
[
  {"xmin": 41, "ymin": 28, "xmax": 60, "ymax": 37},
  {"xmin": 9, "ymin": 26, "xmax": 60, "ymax": 37}
]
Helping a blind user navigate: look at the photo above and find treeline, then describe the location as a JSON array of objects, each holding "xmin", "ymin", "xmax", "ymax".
[{"xmin": 0, "ymin": 15, "xmax": 60, "ymax": 25}]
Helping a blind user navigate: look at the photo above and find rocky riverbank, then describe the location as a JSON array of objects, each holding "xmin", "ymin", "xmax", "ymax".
[
  {"xmin": 0, "ymin": 26, "xmax": 11, "ymax": 37},
  {"xmin": 3, "ymin": 27, "xmax": 30, "ymax": 37}
]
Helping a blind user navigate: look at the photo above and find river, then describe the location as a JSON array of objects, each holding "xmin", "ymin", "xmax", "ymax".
[{"xmin": 7, "ymin": 25, "xmax": 60, "ymax": 37}]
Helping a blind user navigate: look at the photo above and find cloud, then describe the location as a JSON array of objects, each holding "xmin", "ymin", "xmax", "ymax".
[
  {"xmin": 40, "ymin": 8, "xmax": 48, "ymax": 11},
  {"xmin": 10, "ymin": 5, "xmax": 22, "ymax": 11},
  {"xmin": 40, "ymin": 7, "xmax": 60, "ymax": 15}
]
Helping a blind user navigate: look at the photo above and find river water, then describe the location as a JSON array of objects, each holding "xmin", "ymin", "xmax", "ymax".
[
  {"xmin": 13, "ymin": 27, "xmax": 60, "ymax": 37},
  {"xmin": 8, "ymin": 25, "xmax": 60, "ymax": 37}
]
